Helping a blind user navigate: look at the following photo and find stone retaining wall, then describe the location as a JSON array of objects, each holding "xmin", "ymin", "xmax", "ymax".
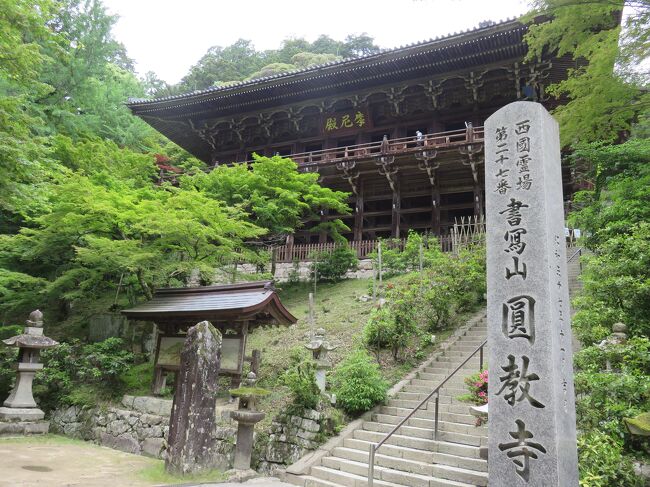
[
  {"xmin": 51, "ymin": 395, "xmax": 332, "ymax": 474},
  {"xmin": 256, "ymin": 409, "xmax": 328, "ymax": 474}
]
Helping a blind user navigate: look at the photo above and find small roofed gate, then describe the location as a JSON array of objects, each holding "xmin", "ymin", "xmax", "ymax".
[{"xmin": 121, "ymin": 281, "xmax": 296, "ymax": 395}]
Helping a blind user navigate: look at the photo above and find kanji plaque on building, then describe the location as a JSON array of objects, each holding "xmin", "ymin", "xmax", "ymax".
[{"xmin": 321, "ymin": 109, "xmax": 370, "ymax": 135}]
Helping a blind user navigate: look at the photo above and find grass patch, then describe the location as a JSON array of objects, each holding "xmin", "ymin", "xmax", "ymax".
[
  {"xmin": 0, "ymin": 434, "xmax": 88, "ymax": 446},
  {"xmin": 137, "ymin": 463, "xmax": 228, "ymax": 484}
]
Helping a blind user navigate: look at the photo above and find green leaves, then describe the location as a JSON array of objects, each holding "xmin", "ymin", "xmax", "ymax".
[{"xmin": 524, "ymin": 0, "xmax": 648, "ymax": 144}]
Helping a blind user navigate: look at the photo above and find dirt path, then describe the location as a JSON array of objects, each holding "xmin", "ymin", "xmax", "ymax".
[{"xmin": 0, "ymin": 437, "xmax": 159, "ymax": 487}]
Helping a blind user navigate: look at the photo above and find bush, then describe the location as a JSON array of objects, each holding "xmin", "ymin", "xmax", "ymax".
[
  {"xmin": 311, "ymin": 245, "xmax": 357, "ymax": 282},
  {"xmin": 458, "ymin": 369, "xmax": 488, "ymax": 405},
  {"xmin": 370, "ymin": 231, "xmax": 445, "ymax": 277},
  {"xmin": 364, "ymin": 285, "xmax": 418, "ymax": 360},
  {"xmin": 34, "ymin": 337, "xmax": 135, "ymax": 411},
  {"xmin": 577, "ymin": 431, "xmax": 640, "ymax": 487},
  {"xmin": 283, "ymin": 362, "xmax": 321, "ymax": 410},
  {"xmin": 331, "ymin": 350, "xmax": 388, "ymax": 415}
]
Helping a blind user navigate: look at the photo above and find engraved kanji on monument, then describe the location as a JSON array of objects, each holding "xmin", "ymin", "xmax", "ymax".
[{"xmin": 485, "ymin": 102, "xmax": 578, "ymax": 486}]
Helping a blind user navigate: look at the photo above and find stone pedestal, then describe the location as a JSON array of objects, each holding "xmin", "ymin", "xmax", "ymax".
[
  {"xmin": 485, "ymin": 102, "xmax": 578, "ymax": 486},
  {"xmin": 3, "ymin": 362, "xmax": 43, "ymax": 409}
]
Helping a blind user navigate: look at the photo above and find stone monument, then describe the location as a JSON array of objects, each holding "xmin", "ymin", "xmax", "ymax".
[
  {"xmin": 0, "ymin": 310, "xmax": 58, "ymax": 436},
  {"xmin": 165, "ymin": 320, "xmax": 222, "ymax": 475},
  {"xmin": 485, "ymin": 101, "xmax": 579, "ymax": 485}
]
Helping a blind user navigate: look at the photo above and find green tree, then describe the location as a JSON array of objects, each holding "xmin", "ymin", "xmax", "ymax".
[
  {"xmin": 524, "ymin": 0, "xmax": 649, "ymax": 144},
  {"xmin": 184, "ymin": 155, "xmax": 351, "ymax": 242}
]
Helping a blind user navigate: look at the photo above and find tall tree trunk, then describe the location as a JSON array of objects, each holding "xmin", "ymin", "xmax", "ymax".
[{"xmin": 136, "ymin": 269, "xmax": 153, "ymax": 300}]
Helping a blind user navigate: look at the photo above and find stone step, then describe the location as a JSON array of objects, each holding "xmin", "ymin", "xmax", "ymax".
[
  {"xmin": 387, "ymin": 397, "xmax": 469, "ymax": 410},
  {"xmin": 330, "ymin": 448, "xmax": 488, "ymax": 486},
  {"xmin": 321, "ymin": 456, "xmax": 477, "ymax": 487},
  {"xmin": 342, "ymin": 438, "xmax": 487, "ymax": 473},
  {"xmin": 310, "ymin": 466, "xmax": 402, "ymax": 487},
  {"xmin": 353, "ymin": 430, "xmax": 481, "ymax": 459},
  {"xmin": 371, "ymin": 415, "xmax": 487, "ymax": 437},
  {"xmin": 363, "ymin": 420, "xmax": 486, "ymax": 440},
  {"xmin": 379, "ymin": 406, "xmax": 476, "ymax": 421},
  {"xmin": 402, "ymin": 382, "xmax": 468, "ymax": 394},
  {"xmin": 395, "ymin": 388, "xmax": 468, "ymax": 401}
]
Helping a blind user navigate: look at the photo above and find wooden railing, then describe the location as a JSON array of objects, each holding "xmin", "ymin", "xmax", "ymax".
[
  {"xmin": 245, "ymin": 126, "xmax": 485, "ymax": 168},
  {"xmin": 271, "ymin": 235, "xmax": 456, "ymax": 263}
]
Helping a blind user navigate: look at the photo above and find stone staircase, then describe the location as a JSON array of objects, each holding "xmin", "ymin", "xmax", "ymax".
[{"xmin": 287, "ymin": 315, "xmax": 488, "ymax": 487}]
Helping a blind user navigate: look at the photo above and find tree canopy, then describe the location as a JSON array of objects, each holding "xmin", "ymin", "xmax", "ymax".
[{"xmin": 524, "ymin": 0, "xmax": 649, "ymax": 144}]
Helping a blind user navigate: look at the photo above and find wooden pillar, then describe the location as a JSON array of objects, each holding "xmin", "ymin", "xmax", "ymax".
[
  {"xmin": 285, "ymin": 234, "xmax": 294, "ymax": 262},
  {"xmin": 354, "ymin": 179, "xmax": 364, "ymax": 241},
  {"xmin": 473, "ymin": 180, "xmax": 484, "ymax": 218},
  {"xmin": 431, "ymin": 182, "xmax": 441, "ymax": 236},
  {"xmin": 391, "ymin": 181, "xmax": 401, "ymax": 239},
  {"xmin": 318, "ymin": 210, "xmax": 328, "ymax": 243}
]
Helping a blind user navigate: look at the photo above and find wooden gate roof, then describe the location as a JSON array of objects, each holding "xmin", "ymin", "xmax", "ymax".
[{"xmin": 121, "ymin": 281, "xmax": 297, "ymax": 326}]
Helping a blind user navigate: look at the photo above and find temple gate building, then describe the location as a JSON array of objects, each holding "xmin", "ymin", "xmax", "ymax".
[{"xmin": 128, "ymin": 18, "xmax": 575, "ymax": 246}]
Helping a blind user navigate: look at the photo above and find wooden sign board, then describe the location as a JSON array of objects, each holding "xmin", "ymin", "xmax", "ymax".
[{"xmin": 156, "ymin": 335, "xmax": 243, "ymax": 374}]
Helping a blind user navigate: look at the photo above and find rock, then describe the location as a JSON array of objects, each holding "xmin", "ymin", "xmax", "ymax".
[
  {"xmin": 63, "ymin": 422, "xmax": 82, "ymax": 437},
  {"xmin": 61, "ymin": 406, "xmax": 79, "ymax": 423},
  {"xmin": 302, "ymin": 409, "xmax": 322, "ymax": 421},
  {"xmin": 107, "ymin": 420, "xmax": 129, "ymax": 437},
  {"xmin": 296, "ymin": 430, "xmax": 317, "ymax": 440},
  {"xmin": 142, "ymin": 437, "xmax": 166, "ymax": 458},
  {"xmin": 300, "ymin": 418, "xmax": 320, "ymax": 433},
  {"xmin": 113, "ymin": 433, "xmax": 140, "ymax": 454}
]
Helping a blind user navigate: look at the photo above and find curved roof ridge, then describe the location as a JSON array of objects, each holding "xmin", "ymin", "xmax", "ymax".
[{"xmin": 128, "ymin": 16, "xmax": 521, "ymax": 106}]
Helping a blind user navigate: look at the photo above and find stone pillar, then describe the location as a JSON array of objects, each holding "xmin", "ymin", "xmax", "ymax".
[
  {"xmin": 165, "ymin": 321, "xmax": 222, "ymax": 475},
  {"xmin": 485, "ymin": 101, "xmax": 578, "ymax": 486}
]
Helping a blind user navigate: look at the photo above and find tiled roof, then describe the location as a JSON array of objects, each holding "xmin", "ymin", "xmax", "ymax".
[
  {"xmin": 127, "ymin": 17, "xmax": 524, "ymax": 110},
  {"xmin": 122, "ymin": 281, "xmax": 297, "ymax": 325}
]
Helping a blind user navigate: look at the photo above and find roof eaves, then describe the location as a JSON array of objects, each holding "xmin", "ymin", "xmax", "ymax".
[{"xmin": 127, "ymin": 17, "xmax": 523, "ymax": 109}]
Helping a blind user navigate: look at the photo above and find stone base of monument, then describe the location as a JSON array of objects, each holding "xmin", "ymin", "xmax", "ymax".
[
  {"xmin": 0, "ymin": 406, "xmax": 45, "ymax": 421},
  {"xmin": 0, "ymin": 418, "xmax": 49, "ymax": 437}
]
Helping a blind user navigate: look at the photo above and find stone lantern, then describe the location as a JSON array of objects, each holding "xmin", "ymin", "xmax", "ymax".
[
  {"xmin": 305, "ymin": 327, "xmax": 337, "ymax": 395},
  {"xmin": 230, "ymin": 372, "xmax": 268, "ymax": 472},
  {"xmin": 0, "ymin": 310, "xmax": 58, "ymax": 433}
]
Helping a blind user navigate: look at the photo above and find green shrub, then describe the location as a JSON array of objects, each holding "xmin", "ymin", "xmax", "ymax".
[
  {"xmin": 575, "ymin": 371, "xmax": 650, "ymax": 443},
  {"xmin": 577, "ymin": 431, "xmax": 640, "ymax": 487},
  {"xmin": 120, "ymin": 361, "xmax": 154, "ymax": 396},
  {"xmin": 458, "ymin": 369, "xmax": 488, "ymax": 405},
  {"xmin": 282, "ymin": 361, "xmax": 321, "ymax": 410},
  {"xmin": 311, "ymin": 245, "xmax": 357, "ymax": 282},
  {"xmin": 364, "ymin": 285, "xmax": 418, "ymax": 360},
  {"xmin": 34, "ymin": 338, "xmax": 135, "ymax": 411},
  {"xmin": 370, "ymin": 231, "xmax": 445, "ymax": 277},
  {"xmin": 331, "ymin": 350, "xmax": 387, "ymax": 415}
]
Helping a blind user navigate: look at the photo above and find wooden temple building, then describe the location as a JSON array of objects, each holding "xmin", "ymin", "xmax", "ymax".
[{"xmin": 128, "ymin": 18, "xmax": 576, "ymax": 245}]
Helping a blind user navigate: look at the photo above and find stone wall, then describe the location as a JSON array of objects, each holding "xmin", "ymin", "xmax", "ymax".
[
  {"xmin": 51, "ymin": 395, "xmax": 332, "ymax": 473},
  {"xmin": 256, "ymin": 408, "xmax": 329, "ymax": 474},
  {"xmin": 50, "ymin": 402, "xmax": 170, "ymax": 459}
]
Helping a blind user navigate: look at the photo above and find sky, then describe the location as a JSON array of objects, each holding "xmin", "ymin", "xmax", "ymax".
[{"xmin": 103, "ymin": 0, "xmax": 531, "ymax": 84}]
